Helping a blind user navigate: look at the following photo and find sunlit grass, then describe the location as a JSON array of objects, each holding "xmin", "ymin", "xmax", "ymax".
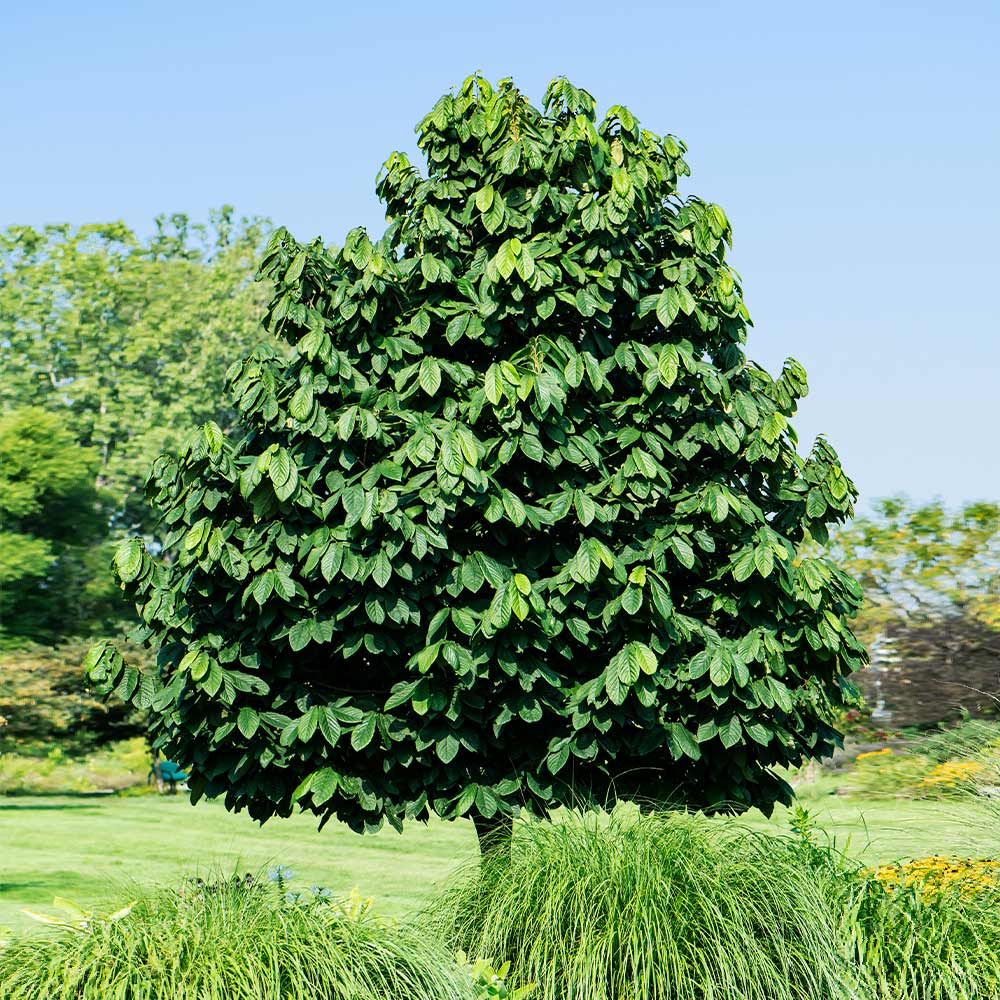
[
  {"xmin": 0, "ymin": 873, "xmax": 475, "ymax": 1000},
  {"xmin": 0, "ymin": 794, "xmax": 477, "ymax": 932},
  {"xmin": 7, "ymin": 783, "xmax": 1000, "ymax": 933},
  {"xmin": 432, "ymin": 810, "xmax": 862, "ymax": 1000},
  {"xmin": 9, "ymin": 792, "xmax": 1000, "ymax": 997}
]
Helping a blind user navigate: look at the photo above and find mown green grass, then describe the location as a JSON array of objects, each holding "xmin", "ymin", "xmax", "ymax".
[
  {"xmin": 743, "ymin": 775, "xmax": 1000, "ymax": 860},
  {"xmin": 4, "ymin": 780, "xmax": 1000, "ymax": 933},
  {"xmin": 0, "ymin": 795, "xmax": 477, "ymax": 931}
]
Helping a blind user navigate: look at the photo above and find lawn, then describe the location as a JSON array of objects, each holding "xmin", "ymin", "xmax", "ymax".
[
  {"xmin": 0, "ymin": 794, "xmax": 477, "ymax": 932},
  {"xmin": 3, "ymin": 781, "xmax": 1000, "ymax": 933}
]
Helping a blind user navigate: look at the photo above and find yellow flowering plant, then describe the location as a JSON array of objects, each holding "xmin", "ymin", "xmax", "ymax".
[
  {"xmin": 916, "ymin": 759, "xmax": 984, "ymax": 795},
  {"xmin": 867, "ymin": 856, "xmax": 1000, "ymax": 899},
  {"xmin": 846, "ymin": 748, "xmax": 934, "ymax": 797}
]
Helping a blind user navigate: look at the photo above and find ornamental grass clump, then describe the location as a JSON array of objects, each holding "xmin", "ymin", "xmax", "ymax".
[
  {"xmin": 839, "ymin": 869, "xmax": 1000, "ymax": 1000},
  {"xmin": 0, "ymin": 872, "xmax": 475, "ymax": 1000},
  {"xmin": 920, "ymin": 717, "xmax": 1000, "ymax": 765},
  {"xmin": 432, "ymin": 810, "xmax": 861, "ymax": 1000}
]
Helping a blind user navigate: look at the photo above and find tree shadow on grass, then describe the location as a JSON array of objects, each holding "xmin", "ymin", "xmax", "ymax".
[
  {"xmin": 0, "ymin": 880, "xmax": 59, "ymax": 894},
  {"xmin": 0, "ymin": 802, "xmax": 102, "ymax": 811}
]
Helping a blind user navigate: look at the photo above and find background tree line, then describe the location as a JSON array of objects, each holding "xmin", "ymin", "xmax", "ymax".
[
  {"xmin": 829, "ymin": 498, "xmax": 1000, "ymax": 727},
  {"xmin": 1, "ymin": 208, "xmax": 997, "ymax": 753},
  {"xmin": 0, "ymin": 208, "xmax": 275, "ymax": 750}
]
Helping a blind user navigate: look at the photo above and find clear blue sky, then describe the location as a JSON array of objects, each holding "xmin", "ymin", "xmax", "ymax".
[{"xmin": 3, "ymin": 1, "xmax": 997, "ymax": 508}]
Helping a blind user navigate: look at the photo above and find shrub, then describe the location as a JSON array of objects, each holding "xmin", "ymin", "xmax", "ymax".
[
  {"xmin": 790, "ymin": 808, "xmax": 1000, "ymax": 1000},
  {"xmin": 0, "ymin": 641, "xmax": 146, "ymax": 754},
  {"xmin": 432, "ymin": 810, "xmax": 860, "ymax": 1000},
  {"xmin": 460, "ymin": 955, "xmax": 534, "ymax": 1000},
  {"xmin": 833, "ymin": 706, "xmax": 904, "ymax": 743},
  {"xmin": 839, "ymin": 870, "xmax": 1000, "ymax": 999},
  {"xmin": 866, "ymin": 856, "xmax": 1000, "ymax": 897},
  {"xmin": 843, "ymin": 747, "xmax": 933, "ymax": 797},
  {"xmin": 0, "ymin": 873, "xmax": 475, "ymax": 1000},
  {"xmin": 0, "ymin": 737, "xmax": 148, "ymax": 795},
  {"xmin": 844, "ymin": 742, "xmax": 997, "ymax": 799},
  {"xmin": 915, "ymin": 759, "xmax": 985, "ymax": 795}
]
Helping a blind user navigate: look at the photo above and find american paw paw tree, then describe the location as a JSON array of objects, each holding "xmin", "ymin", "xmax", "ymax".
[{"xmin": 87, "ymin": 75, "xmax": 867, "ymax": 844}]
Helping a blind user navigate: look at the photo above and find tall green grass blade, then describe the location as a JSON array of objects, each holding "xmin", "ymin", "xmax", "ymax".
[
  {"xmin": 431, "ymin": 810, "xmax": 863, "ymax": 1000},
  {"xmin": 0, "ymin": 873, "xmax": 474, "ymax": 1000}
]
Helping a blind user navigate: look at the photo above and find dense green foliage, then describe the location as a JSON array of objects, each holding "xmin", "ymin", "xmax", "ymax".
[
  {"xmin": 0, "ymin": 409, "xmax": 117, "ymax": 644},
  {"xmin": 0, "ymin": 210, "xmax": 273, "ymax": 538},
  {"xmin": 88, "ymin": 74, "xmax": 865, "ymax": 834},
  {"xmin": 831, "ymin": 498, "xmax": 1000, "ymax": 639},
  {"xmin": 843, "ymin": 875, "xmax": 1000, "ymax": 999},
  {"xmin": 830, "ymin": 499, "xmax": 1000, "ymax": 724},
  {"xmin": 0, "ymin": 644, "xmax": 147, "ymax": 754},
  {"xmin": 0, "ymin": 737, "xmax": 149, "ymax": 794},
  {"xmin": 0, "ymin": 875, "xmax": 476, "ymax": 1000},
  {"xmin": 0, "ymin": 210, "xmax": 274, "ymax": 736},
  {"xmin": 809, "ymin": 825, "xmax": 1000, "ymax": 1000}
]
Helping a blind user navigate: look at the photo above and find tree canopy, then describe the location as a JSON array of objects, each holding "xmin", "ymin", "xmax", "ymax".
[
  {"xmin": 830, "ymin": 497, "xmax": 1000, "ymax": 640},
  {"xmin": 0, "ymin": 407, "xmax": 112, "ymax": 644},
  {"xmin": 88, "ymin": 75, "xmax": 866, "ymax": 833},
  {"xmin": 0, "ymin": 209, "xmax": 273, "ymax": 536},
  {"xmin": 829, "ymin": 498, "xmax": 1000, "ymax": 725}
]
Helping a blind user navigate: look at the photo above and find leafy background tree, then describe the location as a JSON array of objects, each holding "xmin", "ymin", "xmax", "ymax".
[
  {"xmin": 829, "ymin": 498, "xmax": 1000, "ymax": 725},
  {"xmin": 0, "ymin": 641, "xmax": 148, "ymax": 754},
  {"xmin": 0, "ymin": 208, "xmax": 274, "ymax": 536},
  {"xmin": 0, "ymin": 209, "xmax": 274, "ymax": 750},
  {"xmin": 831, "ymin": 498, "xmax": 1000, "ymax": 639},
  {"xmin": 89, "ymin": 75, "xmax": 867, "ymax": 844},
  {"xmin": 0, "ymin": 407, "xmax": 112, "ymax": 645}
]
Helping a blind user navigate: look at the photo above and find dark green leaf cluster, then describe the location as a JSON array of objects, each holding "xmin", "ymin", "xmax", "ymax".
[
  {"xmin": 0, "ymin": 407, "xmax": 111, "ymax": 644},
  {"xmin": 88, "ymin": 75, "xmax": 866, "ymax": 831}
]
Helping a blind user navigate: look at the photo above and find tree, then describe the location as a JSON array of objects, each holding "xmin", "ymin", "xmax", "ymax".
[
  {"xmin": 829, "ymin": 498, "xmax": 1000, "ymax": 724},
  {"xmin": 0, "ymin": 407, "xmax": 119, "ymax": 644},
  {"xmin": 0, "ymin": 209, "xmax": 274, "ymax": 536},
  {"xmin": 0, "ymin": 640, "xmax": 147, "ymax": 753},
  {"xmin": 830, "ymin": 497, "xmax": 1000, "ymax": 642},
  {"xmin": 87, "ymin": 76, "xmax": 866, "ymax": 844}
]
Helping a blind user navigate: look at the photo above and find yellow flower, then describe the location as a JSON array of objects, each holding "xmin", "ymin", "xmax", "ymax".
[
  {"xmin": 867, "ymin": 856, "xmax": 1000, "ymax": 899},
  {"xmin": 856, "ymin": 748, "xmax": 893, "ymax": 761},
  {"xmin": 919, "ymin": 761, "xmax": 983, "ymax": 788}
]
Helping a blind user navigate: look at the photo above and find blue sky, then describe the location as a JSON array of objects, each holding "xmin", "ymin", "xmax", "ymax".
[{"xmin": 3, "ymin": 1, "xmax": 996, "ymax": 508}]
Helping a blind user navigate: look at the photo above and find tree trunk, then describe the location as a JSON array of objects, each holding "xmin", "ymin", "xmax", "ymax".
[
  {"xmin": 472, "ymin": 812, "xmax": 513, "ymax": 859},
  {"xmin": 150, "ymin": 750, "xmax": 166, "ymax": 794}
]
